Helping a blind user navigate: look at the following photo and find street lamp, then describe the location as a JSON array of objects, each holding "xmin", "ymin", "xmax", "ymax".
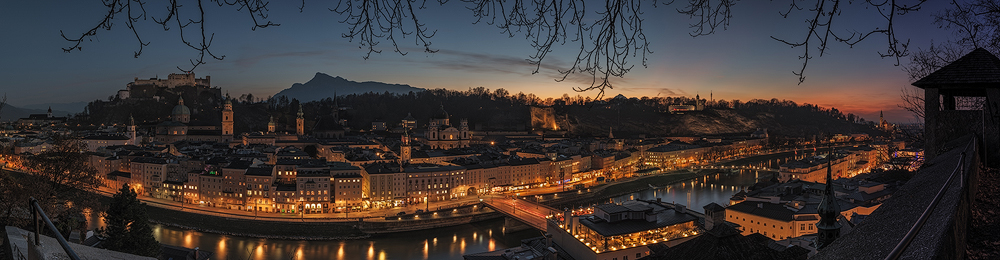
[{"xmin": 512, "ymin": 197, "xmax": 517, "ymax": 216}]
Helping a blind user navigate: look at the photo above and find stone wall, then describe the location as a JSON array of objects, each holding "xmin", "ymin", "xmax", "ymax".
[{"xmin": 813, "ymin": 135, "xmax": 979, "ymax": 259}]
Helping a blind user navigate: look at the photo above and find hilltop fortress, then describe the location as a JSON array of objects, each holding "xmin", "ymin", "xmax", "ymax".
[
  {"xmin": 117, "ymin": 72, "xmax": 217, "ymax": 100},
  {"xmin": 132, "ymin": 72, "xmax": 211, "ymax": 88}
]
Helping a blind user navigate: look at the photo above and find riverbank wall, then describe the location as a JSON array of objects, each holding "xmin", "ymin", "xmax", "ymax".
[{"xmin": 147, "ymin": 203, "xmax": 503, "ymax": 240}]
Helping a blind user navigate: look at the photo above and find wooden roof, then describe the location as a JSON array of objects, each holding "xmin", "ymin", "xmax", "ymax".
[{"xmin": 912, "ymin": 48, "xmax": 1000, "ymax": 88}]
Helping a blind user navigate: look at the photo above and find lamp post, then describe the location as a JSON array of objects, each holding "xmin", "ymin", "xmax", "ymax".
[
  {"xmin": 512, "ymin": 197, "xmax": 517, "ymax": 216},
  {"xmin": 252, "ymin": 199, "xmax": 258, "ymax": 218}
]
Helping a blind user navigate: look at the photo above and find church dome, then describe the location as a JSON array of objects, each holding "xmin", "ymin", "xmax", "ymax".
[
  {"xmin": 433, "ymin": 105, "xmax": 449, "ymax": 120},
  {"xmin": 172, "ymin": 97, "xmax": 191, "ymax": 116}
]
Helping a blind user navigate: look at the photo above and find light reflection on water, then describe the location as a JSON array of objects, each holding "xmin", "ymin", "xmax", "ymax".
[
  {"xmin": 615, "ymin": 169, "xmax": 761, "ymax": 211},
  {"xmin": 151, "ymin": 218, "xmax": 535, "ymax": 260},
  {"xmin": 615, "ymin": 154, "xmax": 799, "ymax": 212},
  {"xmin": 113, "ymin": 153, "xmax": 800, "ymax": 259}
]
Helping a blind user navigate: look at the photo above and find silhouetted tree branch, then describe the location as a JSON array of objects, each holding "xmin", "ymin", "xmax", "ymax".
[
  {"xmin": 61, "ymin": 0, "xmax": 944, "ymax": 96},
  {"xmin": 677, "ymin": 0, "xmax": 734, "ymax": 37},
  {"xmin": 901, "ymin": 0, "xmax": 999, "ymax": 119},
  {"xmin": 898, "ymin": 87, "xmax": 924, "ymax": 120},
  {"xmin": 906, "ymin": 0, "xmax": 1000, "ymax": 79},
  {"xmin": 767, "ymin": 0, "xmax": 927, "ymax": 84},
  {"xmin": 331, "ymin": 0, "xmax": 439, "ymax": 59},
  {"xmin": 61, "ymin": 0, "xmax": 277, "ymax": 72}
]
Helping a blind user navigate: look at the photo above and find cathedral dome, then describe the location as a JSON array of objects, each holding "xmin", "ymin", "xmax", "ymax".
[
  {"xmin": 433, "ymin": 105, "xmax": 449, "ymax": 120},
  {"xmin": 172, "ymin": 97, "xmax": 191, "ymax": 116}
]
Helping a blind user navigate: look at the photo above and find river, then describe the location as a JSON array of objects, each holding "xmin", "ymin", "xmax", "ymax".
[
  {"xmin": 613, "ymin": 151, "xmax": 803, "ymax": 212},
  {"xmin": 150, "ymin": 219, "xmax": 536, "ymax": 260}
]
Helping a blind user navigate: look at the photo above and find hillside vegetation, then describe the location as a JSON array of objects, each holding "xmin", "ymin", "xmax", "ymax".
[{"xmin": 74, "ymin": 83, "xmax": 877, "ymax": 138}]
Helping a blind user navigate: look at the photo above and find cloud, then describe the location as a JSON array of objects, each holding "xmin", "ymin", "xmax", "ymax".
[
  {"xmin": 423, "ymin": 49, "xmax": 632, "ymax": 91},
  {"xmin": 232, "ymin": 50, "xmax": 335, "ymax": 68}
]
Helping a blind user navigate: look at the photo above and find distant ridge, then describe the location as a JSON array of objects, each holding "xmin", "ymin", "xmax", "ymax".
[
  {"xmin": 273, "ymin": 73, "xmax": 424, "ymax": 102},
  {"xmin": 22, "ymin": 101, "xmax": 89, "ymax": 115},
  {"xmin": 0, "ymin": 104, "xmax": 71, "ymax": 122}
]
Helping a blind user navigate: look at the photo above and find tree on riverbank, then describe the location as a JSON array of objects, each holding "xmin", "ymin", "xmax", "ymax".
[{"xmin": 99, "ymin": 184, "xmax": 160, "ymax": 257}]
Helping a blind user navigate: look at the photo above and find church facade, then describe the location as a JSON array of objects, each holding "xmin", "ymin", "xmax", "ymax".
[
  {"xmin": 424, "ymin": 105, "xmax": 471, "ymax": 149},
  {"xmin": 154, "ymin": 97, "xmax": 234, "ymax": 144}
]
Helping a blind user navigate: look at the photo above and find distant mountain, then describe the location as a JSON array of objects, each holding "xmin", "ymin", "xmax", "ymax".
[
  {"xmin": 22, "ymin": 101, "xmax": 89, "ymax": 115},
  {"xmin": 273, "ymin": 73, "xmax": 424, "ymax": 102},
  {"xmin": 0, "ymin": 104, "xmax": 71, "ymax": 122}
]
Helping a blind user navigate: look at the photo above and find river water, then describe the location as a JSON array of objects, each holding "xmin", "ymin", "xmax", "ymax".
[
  {"xmin": 612, "ymin": 151, "xmax": 801, "ymax": 212},
  {"xmin": 150, "ymin": 219, "xmax": 536, "ymax": 260},
  {"xmin": 118, "ymin": 151, "xmax": 802, "ymax": 259}
]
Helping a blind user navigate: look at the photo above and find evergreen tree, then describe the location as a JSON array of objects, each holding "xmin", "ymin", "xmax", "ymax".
[{"xmin": 99, "ymin": 184, "xmax": 160, "ymax": 257}]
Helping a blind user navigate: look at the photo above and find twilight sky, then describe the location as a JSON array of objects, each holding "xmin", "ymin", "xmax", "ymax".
[{"xmin": 1, "ymin": 1, "xmax": 956, "ymax": 123}]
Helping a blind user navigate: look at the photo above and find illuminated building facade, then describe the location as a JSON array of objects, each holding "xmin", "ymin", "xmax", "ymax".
[
  {"xmin": 549, "ymin": 200, "xmax": 701, "ymax": 260},
  {"xmin": 245, "ymin": 166, "xmax": 276, "ymax": 213},
  {"xmin": 725, "ymin": 201, "xmax": 820, "ymax": 240}
]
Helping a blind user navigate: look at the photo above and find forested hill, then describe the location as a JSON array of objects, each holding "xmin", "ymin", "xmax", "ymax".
[
  {"xmin": 258, "ymin": 89, "xmax": 880, "ymax": 138},
  {"xmin": 75, "ymin": 86, "xmax": 880, "ymax": 138}
]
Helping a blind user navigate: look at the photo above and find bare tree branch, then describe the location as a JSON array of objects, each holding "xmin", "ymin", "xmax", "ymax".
[
  {"xmin": 677, "ymin": 0, "xmax": 735, "ymax": 37},
  {"xmin": 332, "ymin": 0, "xmax": 440, "ymax": 60},
  {"xmin": 763, "ymin": 0, "xmax": 926, "ymax": 84},
  {"xmin": 898, "ymin": 87, "xmax": 924, "ymax": 120},
  {"xmin": 59, "ymin": 0, "xmax": 959, "ymax": 96},
  {"xmin": 61, "ymin": 0, "xmax": 279, "ymax": 73}
]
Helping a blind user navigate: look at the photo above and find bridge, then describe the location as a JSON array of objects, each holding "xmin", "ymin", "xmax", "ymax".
[
  {"xmin": 695, "ymin": 165, "xmax": 779, "ymax": 172},
  {"xmin": 481, "ymin": 195, "xmax": 559, "ymax": 230}
]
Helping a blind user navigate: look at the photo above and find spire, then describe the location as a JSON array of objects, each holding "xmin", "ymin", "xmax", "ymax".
[
  {"xmin": 608, "ymin": 127, "xmax": 614, "ymax": 139},
  {"xmin": 178, "ymin": 96, "xmax": 184, "ymax": 105},
  {"xmin": 129, "ymin": 114, "xmax": 135, "ymax": 126},
  {"xmin": 297, "ymin": 104, "xmax": 304, "ymax": 119},
  {"xmin": 816, "ymin": 145, "xmax": 842, "ymax": 249}
]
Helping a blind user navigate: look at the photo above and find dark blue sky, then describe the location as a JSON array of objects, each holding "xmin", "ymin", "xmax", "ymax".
[{"xmin": 1, "ymin": 1, "xmax": 953, "ymax": 123}]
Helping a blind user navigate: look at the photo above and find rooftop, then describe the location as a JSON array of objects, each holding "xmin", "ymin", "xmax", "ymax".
[
  {"xmin": 912, "ymin": 48, "xmax": 1000, "ymax": 88},
  {"xmin": 581, "ymin": 202, "xmax": 698, "ymax": 237}
]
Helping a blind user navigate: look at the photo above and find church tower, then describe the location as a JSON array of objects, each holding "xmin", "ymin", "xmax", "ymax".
[
  {"xmin": 267, "ymin": 116, "xmax": 276, "ymax": 133},
  {"xmin": 816, "ymin": 147, "xmax": 842, "ymax": 249},
  {"xmin": 128, "ymin": 115, "xmax": 137, "ymax": 145},
  {"xmin": 296, "ymin": 105, "xmax": 305, "ymax": 136},
  {"xmin": 47, "ymin": 107, "xmax": 52, "ymax": 118},
  {"xmin": 400, "ymin": 130, "xmax": 411, "ymax": 163},
  {"xmin": 460, "ymin": 118, "xmax": 469, "ymax": 139},
  {"xmin": 222, "ymin": 99, "xmax": 234, "ymax": 136}
]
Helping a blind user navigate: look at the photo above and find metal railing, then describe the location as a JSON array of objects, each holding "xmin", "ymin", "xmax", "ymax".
[
  {"xmin": 29, "ymin": 197, "xmax": 81, "ymax": 260},
  {"xmin": 884, "ymin": 139, "xmax": 974, "ymax": 260}
]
